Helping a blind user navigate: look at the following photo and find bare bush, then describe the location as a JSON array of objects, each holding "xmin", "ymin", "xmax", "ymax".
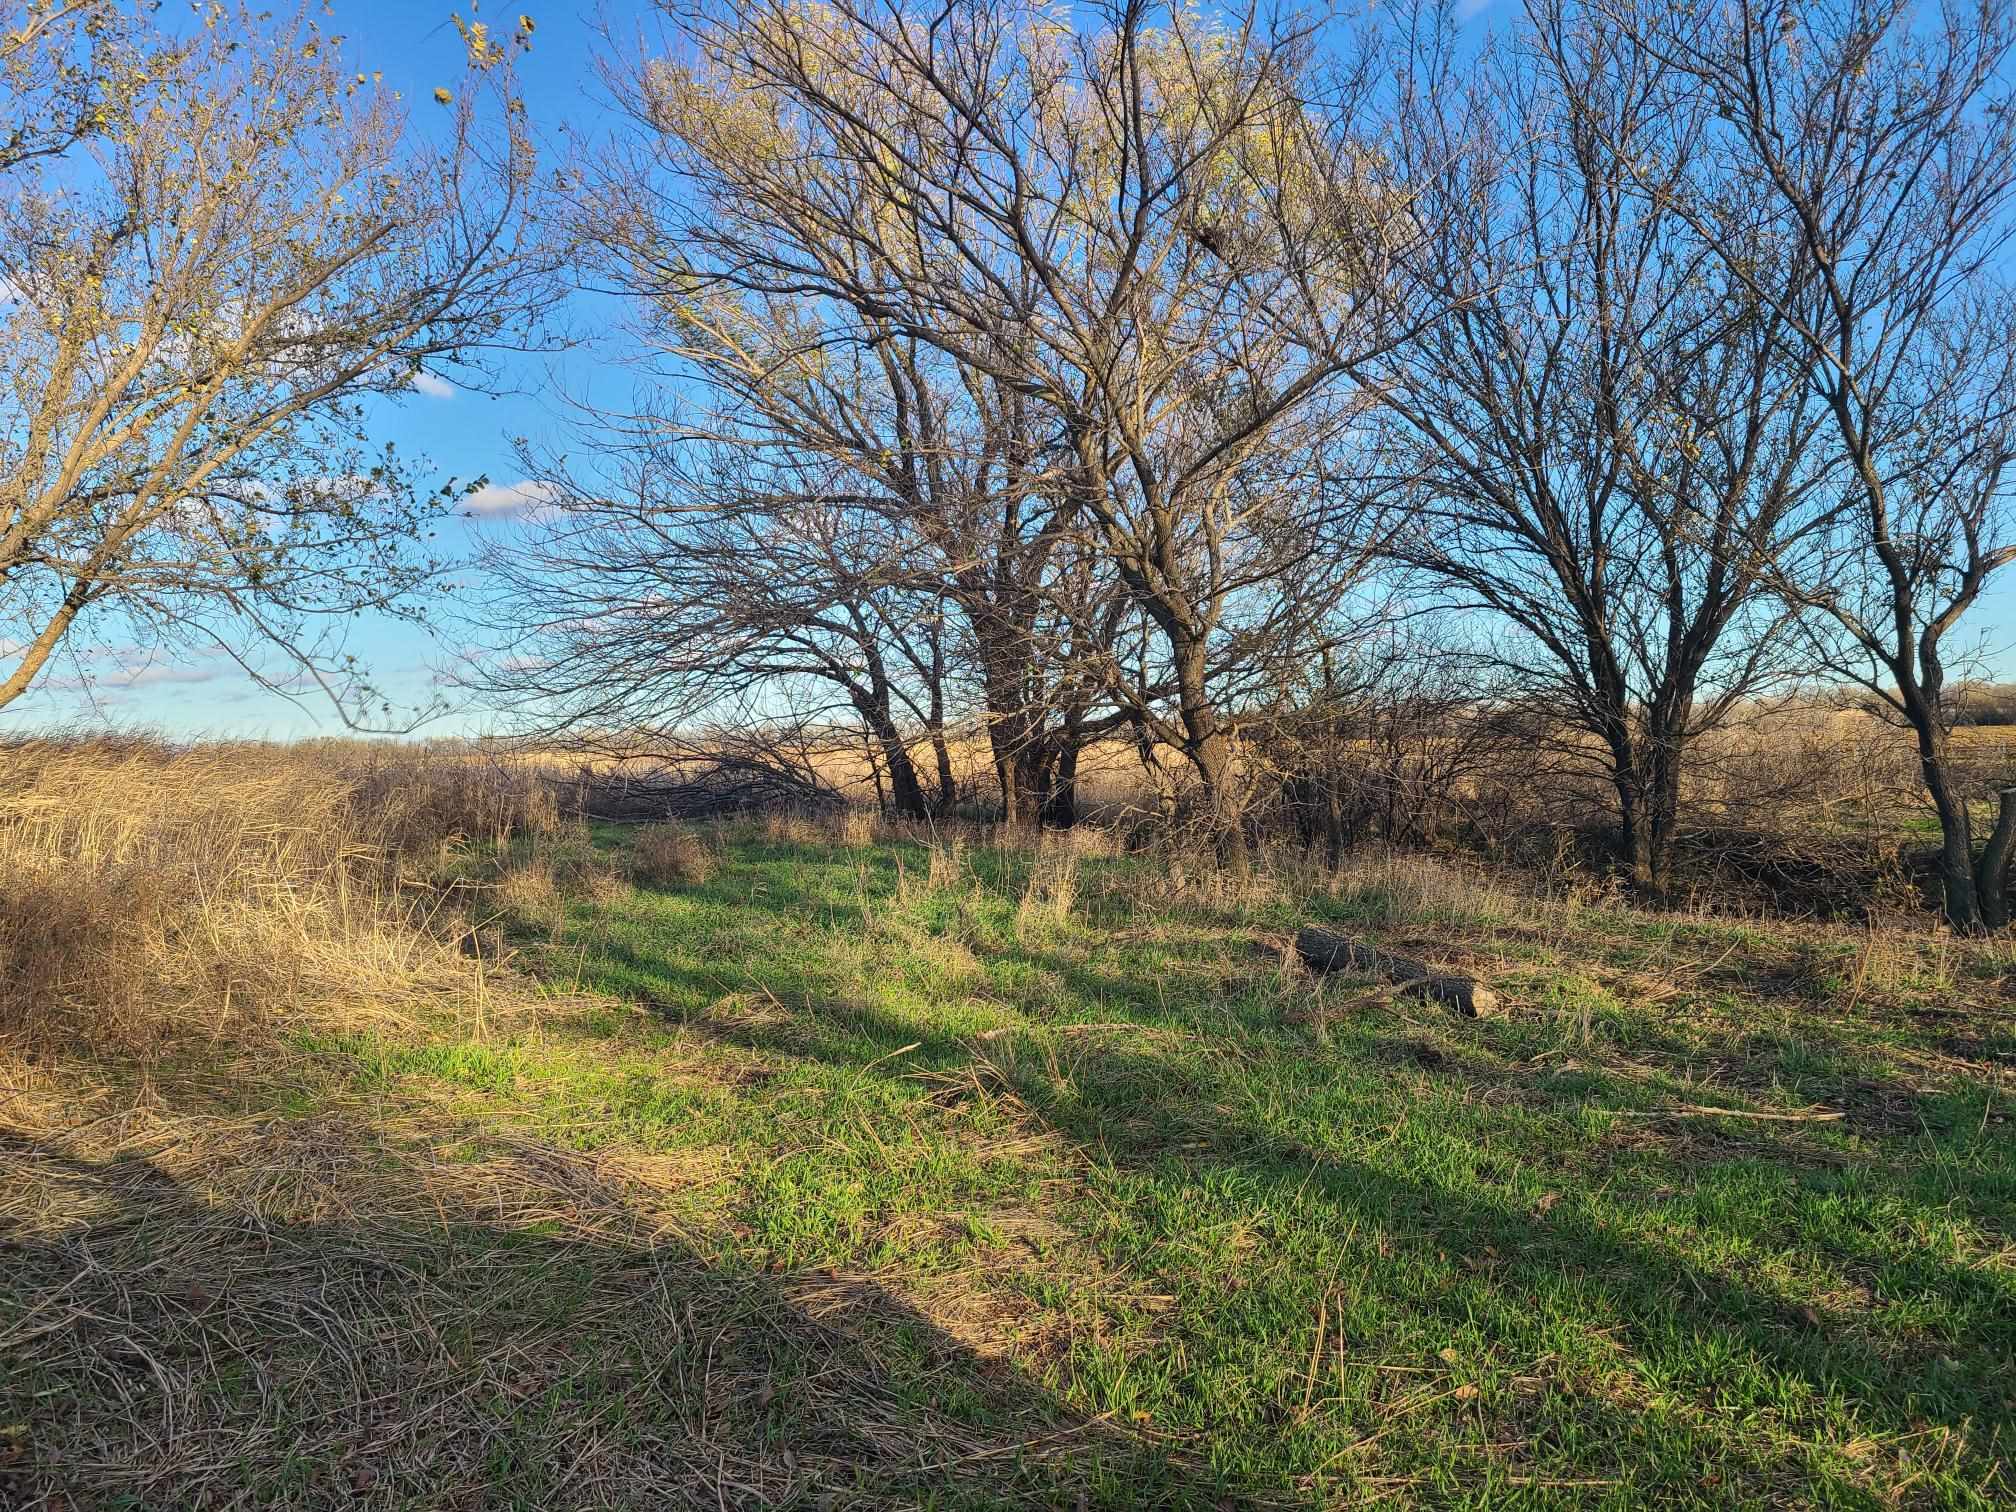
[
  {"xmin": 627, "ymin": 825, "xmax": 718, "ymax": 889},
  {"xmin": 554, "ymin": 751, "xmax": 843, "ymax": 824},
  {"xmin": 1953, "ymin": 684, "xmax": 2016, "ymax": 729}
]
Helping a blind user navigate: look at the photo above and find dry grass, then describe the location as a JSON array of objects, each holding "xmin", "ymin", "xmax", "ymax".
[
  {"xmin": 0, "ymin": 1045, "xmax": 1128, "ymax": 1510},
  {"xmin": 2, "ymin": 741, "xmax": 2011, "ymax": 1508},
  {"xmin": 1013, "ymin": 843, "xmax": 1080, "ymax": 940},
  {"xmin": 488, "ymin": 856, "xmax": 567, "ymax": 936},
  {"xmin": 626, "ymin": 822, "xmax": 718, "ymax": 889},
  {"xmin": 0, "ymin": 736, "xmax": 560, "ymax": 1053}
]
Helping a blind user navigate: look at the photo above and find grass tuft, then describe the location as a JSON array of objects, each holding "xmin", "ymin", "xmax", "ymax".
[{"xmin": 627, "ymin": 822, "xmax": 718, "ymax": 889}]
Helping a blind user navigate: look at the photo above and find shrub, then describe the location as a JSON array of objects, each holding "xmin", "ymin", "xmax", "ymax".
[
  {"xmin": 490, "ymin": 859, "xmax": 565, "ymax": 937},
  {"xmin": 628, "ymin": 824, "xmax": 717, "ymax": 888},
  {"xmin": 1952, "ymin": 683, "xmax": 2016, "ymax": 727}
]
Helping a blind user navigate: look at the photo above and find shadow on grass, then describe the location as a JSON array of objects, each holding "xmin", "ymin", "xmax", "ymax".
[
  {"xmin": 0, "ymin": 1113, "xmax": 1224, "ymax": 1511},
  {"xmin": 620, "ymin": 945, "xmax": 2015, "ymax": 1503}
]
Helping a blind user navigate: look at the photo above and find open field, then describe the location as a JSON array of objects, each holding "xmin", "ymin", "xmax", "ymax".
[
  {"xmin": 10, "ymin": 1, "xmax": 2016, "ymax": 1503},
  {"xmin": 3, "ymin": 742, "xmax": 2013, "ymax": 1509}
]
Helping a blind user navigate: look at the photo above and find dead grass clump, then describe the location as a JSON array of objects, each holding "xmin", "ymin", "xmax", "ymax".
[
  {"xmin": 349, "ymin": 747, "xmax": 564, "ymax": 857},
  {"xmin": 0, "ymin": 736, "xmax": 535, "ymax": 1054},
  {"xmin": 1101, "ymin": 836, "xmax": 1296, "ymax": 914},
  {"xmin": 1014, "ymin": 844, "xmax": 1080, "ymax": 939},
  {"xmin": 1323, "ymin": 849, "xmax": 1518, "ymax": 926},
  {"xmin": 760, "ymin": 810, "xmax": 830, "ymax": 846},
  {"xmin": 927, "ymin": 835, "xmax": 968, "ymax": 890},
  {"xmin": 628, "ymin": 823, "xmax": 718, "ymax": 889},
  {"xmin": 577, "ymin": 863, "xmax": 632, "ymax": 905},
  {"xmin": 489, "ymin": 860, "xmax": 566, "ymax": 937},
  {"xmin": 516, "ymin": 828, "xmax": 630, "ymax": 904},
  {"xmin": 1052, "ymin": 823, "xmax": 1123, "ymax": 859}
]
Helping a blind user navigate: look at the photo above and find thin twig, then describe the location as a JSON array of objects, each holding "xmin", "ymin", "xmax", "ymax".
[{"xmin": 1613, "ymin": 1103, "xmax": 1844, "ymax": 1123}]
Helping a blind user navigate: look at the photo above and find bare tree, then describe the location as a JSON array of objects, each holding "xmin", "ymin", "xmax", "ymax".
[
  {"xmin": 466, "ymin": 417, "xmax": 961, "ymax": 818},
  {"xmin": 637, "ymin": 0, "xmax": 1411, "ymax": 860},
  {"xmin": 1369, "ymin": 4, "xmax": 1836, "ymax": 895},
  {"xmin": 1605, "ymin": 0, "xmax": 2016, "ymax": 928},
  {"xmin": 0, "ymin": 2, "xmax": 555, "ymax": 719},
  {"xmin": 451, "ymin": 10, "xmax": 1140, "ymax": 827},
  {"xmin": 614, "ymin": 178, "xmax": 1114, "ymax": 822}
]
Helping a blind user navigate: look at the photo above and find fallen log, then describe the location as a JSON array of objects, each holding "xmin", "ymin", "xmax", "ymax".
[{"xmin": 1294, "ymin": 926, "xmax": 1501, "ymax": 1017}]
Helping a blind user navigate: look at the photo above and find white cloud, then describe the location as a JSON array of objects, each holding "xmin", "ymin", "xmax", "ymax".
[
  {"xmin": 103, "ymin": 662, "xmax": 226, "ymax": 688},
  {"xmin": 409, "ymin": 368, "xmax": 456, "ymax": 399},
  {"xmin": 34, "ymin": 643, "xmax": 237, "ymax": 694},
  {"xmin": 462, "ymin": 479, "xmax": 564, "ymax": 519},
  {"xmin": 42, "ymin": 661, "xmax": 225, "ymax": 693}
]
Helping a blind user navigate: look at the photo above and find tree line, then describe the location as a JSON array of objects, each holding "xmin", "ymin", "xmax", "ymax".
[{"xmin": 5, "ymin": 0, "xmax": 2016, "ymax": 927}]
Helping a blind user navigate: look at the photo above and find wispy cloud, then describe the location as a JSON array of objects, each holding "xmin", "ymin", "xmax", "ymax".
[
  {"xmin": 409, "ymin": 368, "xmax": 456, "ymax": 400},
  {"xmin": 37, "ymin": 643, "xmax": 234, "ymax": 693},
  {"xmin": 462, "ymin": 479, "xmax": 564, "ymax": 519},
  {"xmin": 431, "ymin": 648, "xmax": 552, "ymax": 687},
  {"xmin": 104, "ymin": 662, "xmax": 227, "ymax": 688}
]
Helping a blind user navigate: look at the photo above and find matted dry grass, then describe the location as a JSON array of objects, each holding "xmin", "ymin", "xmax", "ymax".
[
  {"xmin": 0, "ymin": 736, "xmax": 565, "ymax": 1053},
  {"xmin": 4, "ymin": 731, "xmax": 2013, "ymax": 1508},
  {"xmin": 0, "ymin": 1041, "xmax": 1137, "ymax": 1510},
  {"xmin": 0, "ymin": 739, "xmax": 1156, "ymax": 1508}
]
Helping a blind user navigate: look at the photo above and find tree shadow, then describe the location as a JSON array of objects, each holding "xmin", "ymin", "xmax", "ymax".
[
  {"xmin": 0, "ymin": 1111, "xmax": 1230, "ymax": 1510},
  {"xmin": 1009, "ymin": 1015, "xmax": 2012, "ymax": 1489},
  {"xmin": 600, "ymin": 935, "xmax": 2015, "ymax": 1501}
]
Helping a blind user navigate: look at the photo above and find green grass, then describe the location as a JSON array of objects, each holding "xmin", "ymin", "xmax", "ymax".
[
  {"xmin": 6, "ymin": 821, "xmax": 2013, "ymax": 1508},
  {"xmin": 464, "ymin": 825, "xmax": 2016, "ymax": 1504}
]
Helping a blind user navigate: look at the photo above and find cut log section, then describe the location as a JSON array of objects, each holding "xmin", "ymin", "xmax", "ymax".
[{"xmin": 1295, "ymin": 926, "xmax": 1501, "ymax": 1017}]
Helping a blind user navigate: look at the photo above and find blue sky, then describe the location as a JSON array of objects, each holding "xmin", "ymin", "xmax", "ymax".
[{"xmin": 5, "ymin": 0, "xmax": 2012, "ymax": 737}]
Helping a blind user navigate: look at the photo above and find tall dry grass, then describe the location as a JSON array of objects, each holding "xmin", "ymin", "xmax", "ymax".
[{"xmin": 0, "ymin": 735, "xmax": 562, "ymax": 1054}]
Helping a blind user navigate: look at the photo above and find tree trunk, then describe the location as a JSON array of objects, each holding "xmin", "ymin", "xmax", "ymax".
[
  {"xmin": 855, "ymin": 697, "xmax": 930, "ymax": 821},
  {"xmin": 999, "ymin": 745, "xmax": 1045, "ymax": 830},
  {"xmin": 1915, "ymin": 720, "xmax": 1982, "ymax": 931},
  {"xmin": 994, "ymin": 753, "xmax": 1027, "ymax": 827},
  {"xmin": 927, "ymin": 606, "xmax": 955, "ymax": 814},
  {"xmin": 960, "ymin": 577, "xmax": 1049, "ymax": 831},
  {"xmin": 863, "ymin": 726, "xmax": 888, "ymax": 814},
  {"xmin": 929, "ymin": 723, "xmax": 956, "ymax": 816},
  {"xmin": 1608, "ymin": 729, "xmax": 1684, "ymax": 900},
  {"xmin": 1611, "ymin": 760, "xmax": 1650, "ymax": 892},
  {"xmin": 880, "ymin": 735, "xmax": 929, "ymax": 820},
  {"xmin": 1639, "ymin": 736, "xmax": 1685, "ymax": 899},
  {"xmin": 1974, "ymin": 787, "xmax": 2016, "ymax": 931},
  {"xmin": 1169, "ymin": 637, "xmax": 1245, "ymax": 873},
  {"xmin": 1040, "ymin": 731, "xmax": 1080, "ymax": 828},
  {"xmin": 1193, "ymin": 725, "xmax": 1248, "ymax": 876},
  {"xmin": 1321, "ymin": 772, "xmax": 1347, "ymax": 870},
  {"xmin": 981, "ymin": 667, "xmax": 1038, "ymax": 828}
]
